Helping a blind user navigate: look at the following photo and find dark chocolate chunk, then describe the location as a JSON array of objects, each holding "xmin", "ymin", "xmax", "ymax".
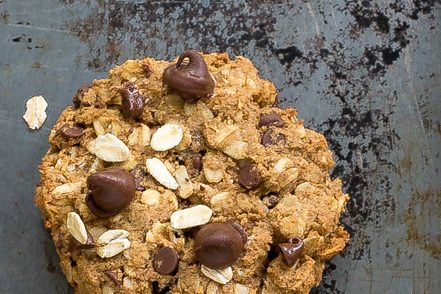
[
  {"xmin": 59, "ymin": 124, "xmax": 85, "ymax": 140},
  {"xmin": 261, "ymin": 128, "xmax": 286, "ymax": 146},
  {"xmin": 258, "ymin": 112, "xmax": 285, "ymax": 128},
  {"xmin": 86, "ymin": 167, "xmax": 136, "ymax": 217},
  {"xmin": 118, "ymin": 83, "xmax": 145, "ymax": 120},
  {"xmin": 104, "ymin": 270, "xmax": 121, "ymax": 287},
  {"xmin": 72, "ymin": 85, "xmax": 90, "ymax": 108},
  {"xmin": 194, "ymin": 222, "xmax": 244, "ymax": 270},
  {"xmin": 182, "ymin": 152, "xmax": 203, "ymax": 176},
  {"xmin": 68, "ymin": 231, "xmax": 95, "ymax": 252},
  {"xmin": 192, "ymin": 154, "xmax": 203, "ymax": 171},
  {"xmin": 152, "ymin": 247, "xmax": 179, "ymax": 275},
  {"xmin": 151, "ymin": 281, "xmax": 160, "ymax": 294},
  {"xmin": 162, "ymin": 50, "xmax": 215, "ymax": 103},
  {"xmin": 278, "ymin": 236, "xmax": 304, "ymax": 267},
  {"xmin": 238, "ymin": 164, "xmax": 262, "ymax": 189}
]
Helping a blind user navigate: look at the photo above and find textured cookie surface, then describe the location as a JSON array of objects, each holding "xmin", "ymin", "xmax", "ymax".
[{"xmin": 35, "ymin": 52, "xmax": 349, "ymax": 294}]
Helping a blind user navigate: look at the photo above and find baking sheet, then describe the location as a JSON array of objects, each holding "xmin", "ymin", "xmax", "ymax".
[{"xmin": 0, "ymin": 1, "xmax": 440, "ymax": 293}]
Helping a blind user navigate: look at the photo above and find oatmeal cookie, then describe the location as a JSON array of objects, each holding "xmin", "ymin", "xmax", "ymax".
[{"xmin": 35, "ymin": 50, "xmax": 349, "ymax": 294}]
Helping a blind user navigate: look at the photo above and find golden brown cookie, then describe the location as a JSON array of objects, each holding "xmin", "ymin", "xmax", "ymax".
[{"xmin": 35, "ymin": 51, "xmax": 349, "ymax": 294}]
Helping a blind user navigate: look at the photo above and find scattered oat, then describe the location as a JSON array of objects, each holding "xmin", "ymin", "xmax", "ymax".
[
  {"xmin": 170, "ymin": 205, "xmax": 212, "ymax": 229},
  {"xmin": 150, "ymin": 124, "xmax": 183, "ymax": 151},
  {"xmin": 146, "ymin": 157, "xmax": 178, "ymax": 190},
  {"xmin": 201, "ymin": 265, "xmax": 233, "ymax": 284},
  {"xmin": 23, "ymin": 95, "xmax": 48, "ymax": 130}
]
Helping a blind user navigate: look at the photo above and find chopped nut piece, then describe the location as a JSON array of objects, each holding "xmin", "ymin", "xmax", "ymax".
[
  {"xmin": 86, "ymin": 139, "xmax": 96, "ymax": 155},
  {"xmin": 203, "ymin": 168, "xmax": 224, "ymax": 183},
  {"xmin": 206, "ymin": 282, "xmax": 220, "ymax": 294},
  {"xmin": 198, "ymin": 183, "xmax": 216, "ymax": 194},
  {"xmin": 278, "ymin": 168, "xmax": 299, "ymax": 188},
  {"xmin": 198, "ymin": 102, "xmax": 215, "ymax": 119},
  {"xmin": 273, "ymin": 158, "xmax": 293, "ymax": 173},
  {"xmin": 279, "ymin": 195, "xmax": 299, "ymax": 207},
  {"xmin": 128, "ymin": 123, "xmax": 151, "ymax": 146},
  {"xmin": 51, "ymin": 182, "xmax": 82, "ymax": 195},
  {"xmin": 174, "ymin": 166, "xmax": 193, "ymax": 199},
  {"xmin": 235, "ymin": 284, "xmax": 250, "ymax": 294},
  {"xmin": 295, "ymin": 182, "xmax": 314, "ymax": 194},
  {"xmin": 210, "ymin": 192, "xmax": 229, "ymax": 206},
  {"xmin": 141, "ymin": 189, "xmax": 161, "ymax": 205},
  {"xmin": 93, "ymin": 119, "xmax": 106, "ymax": 135},
  {"xmin": 123, "ymin": 277, "xmax": 134, "ymax": 289},
  {"xmin": 205, "ymin": 124, "xmax": 239, "ymax": 147},
  {"xmin": 223, "ymin": 140, "xmax": 248, "ymax": 160}
]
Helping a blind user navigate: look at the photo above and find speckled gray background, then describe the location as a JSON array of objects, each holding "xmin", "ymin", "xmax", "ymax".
[{"xmin": 0, "ymin": 1, "xmax": 440, "ymax": 293}]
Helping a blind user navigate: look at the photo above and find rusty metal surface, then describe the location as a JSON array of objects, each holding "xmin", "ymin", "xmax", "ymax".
[{"xmin": 0, "ymin": 1, "xmax": 440, "ymax": 293}]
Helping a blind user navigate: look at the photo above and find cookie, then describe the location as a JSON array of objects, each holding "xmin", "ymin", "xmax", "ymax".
[{"xmin": 35, "ymin": 50, "xmax": 349, "ymax": 294}]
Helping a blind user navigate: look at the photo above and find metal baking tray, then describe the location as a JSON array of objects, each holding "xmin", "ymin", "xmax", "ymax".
[{"xmin": 0, "ymin": 1, "xmax": 439, "ymax": 293}]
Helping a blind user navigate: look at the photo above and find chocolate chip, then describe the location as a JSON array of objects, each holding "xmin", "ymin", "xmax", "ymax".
[
  {"xmin": 258, "ymin": 112, "xmax": 285, "ymax": 128},
  {"xmin": 151, "ymin": 281, "xmax": 160, "ymax": 294},
  {"xmin": 226, "ymin": 220, "xmax": 247, "ymax": 244},
  {"xmin": 162, "ymin": 50, "xmax": 215, "ymax": 103},
  {"xmin": 86, "ymin": 167, "xmax": 136, "ymax": 217},
  {"xmin": 59, "ymin": 124, "xmax": 85, "ymax": 140},
  {"xmin": 192, "ymin": 155, "xmax": 203, "ymax": 171},
  {"xmin": 104, "ymin": 270, "xmax": 121, "ymax": 287},
  {"xmin": 152, "ymin": 247, "xmax": 179, "ymax": 275},
  {"xmin": 118, "ymin": 83, "xmax": 145, "ymax": 120},
  {"xmin": 261, "ymin": 128, "xmax": 286, "ymax": 147},
  {"xmin": 72, "ymin": 85, "xmax": 90, "ymax": 108},
  {"xmin": 187, "ymin": 226, "xmax": 202, "ymax": 239},
  {"xmin": 238, "ymin": 164, "xmax": 262, "ymax": 189},
  {"xmin": 181, "ymin": 152, "xmax": 203, "ymax": 176},
  {"xmin": 278, "ymin": 236, "xmax": 304, "ymax": 267},
  {"xmin": 68, "ymin": 231, "xmax": 95, "ymax": 252},
  {"xmin": 194, "ymin": 222, "xmax": 244, "ymax": 270},
  {"xmin": 67, "ymin": 237, "xmax": 78, "ymax": 252}
]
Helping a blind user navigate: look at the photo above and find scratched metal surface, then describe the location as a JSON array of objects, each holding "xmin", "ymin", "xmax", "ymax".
[{"xmin": 0, "ymin": 1, "xmax": 440, "ymax": 293}]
